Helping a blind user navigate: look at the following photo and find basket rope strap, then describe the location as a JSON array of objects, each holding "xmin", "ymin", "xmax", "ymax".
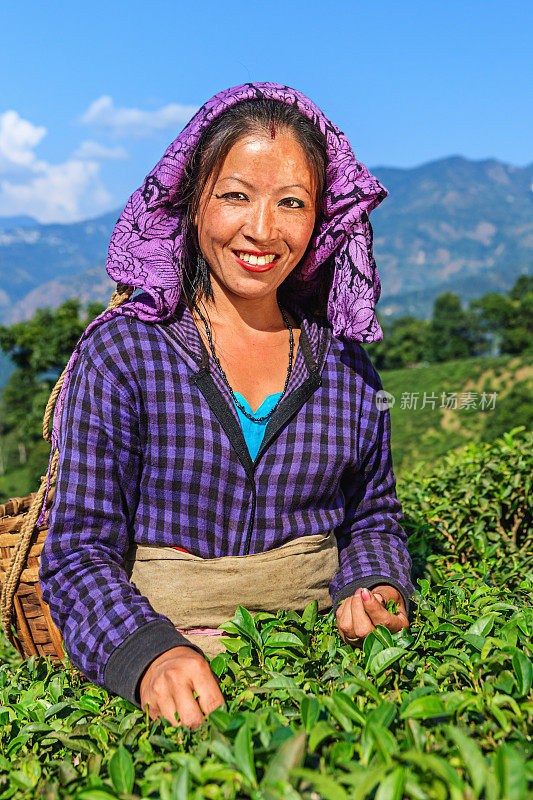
[{"xmin": 1, "ymin": 283, "xmax": 134, "ymax": 647}]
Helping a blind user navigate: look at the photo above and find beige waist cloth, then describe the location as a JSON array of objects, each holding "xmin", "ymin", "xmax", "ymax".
[{"xmin": 124, "ymin": 530, "xmax": 339, "ymax": 659}]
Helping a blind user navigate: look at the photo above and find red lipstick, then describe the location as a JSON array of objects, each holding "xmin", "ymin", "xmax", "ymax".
[{"xmin": 232, "ymin": 250, "xmax": 280, "ymax": 272}]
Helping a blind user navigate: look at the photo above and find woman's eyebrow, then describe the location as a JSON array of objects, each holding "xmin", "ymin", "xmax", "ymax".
[{"xmin": 217, "ymin": 176, "xmax": 312, "ymax": 198}]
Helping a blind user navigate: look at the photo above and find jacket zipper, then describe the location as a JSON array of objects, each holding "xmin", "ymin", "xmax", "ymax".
[{"xmin": 243, "ymin": 472, "xmax": 257, "ymax": 556}]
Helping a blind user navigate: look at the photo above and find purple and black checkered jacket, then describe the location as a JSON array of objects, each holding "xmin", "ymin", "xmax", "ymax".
[{"xmin": 38, "ymin": 294, "xmax": 415, "ymax": 708}]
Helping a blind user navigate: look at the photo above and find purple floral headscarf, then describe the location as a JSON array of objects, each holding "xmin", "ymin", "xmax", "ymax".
[{"xmin": 37, "ymin": 81, "xmax": 388, "ymax": 525}]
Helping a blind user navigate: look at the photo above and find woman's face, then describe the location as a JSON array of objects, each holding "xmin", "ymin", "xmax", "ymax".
[{"xmin": 195, "ymin": 130, "xmax": 317, "ymax": 305}]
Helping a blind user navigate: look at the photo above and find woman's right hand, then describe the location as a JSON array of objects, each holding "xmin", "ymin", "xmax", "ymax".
[{"xmin": 139, "ymin": 646, "xmax": 225, "ymax": 728}]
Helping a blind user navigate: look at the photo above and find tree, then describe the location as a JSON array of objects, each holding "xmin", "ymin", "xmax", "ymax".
[
  {"xmin": 470, "ymin": 273, "xmax": 533, "ymax": 357},
  {"xmin": 509, "ymin": 274, "xmax": 533, "ymax": 302},
  {"xmin": 366, "ymin": 315, "xmax": 429, "ymax": 370},
  {"xmin": 469, "ymin": 292, "xmax": 515, "ymax": 356},
  {"xmin": 0, "ymin": 298, "xmax": 104, "ymax": 376},
  {"xmin": 0, "ymin": 299, "xmax": 105, "ymax": 498},
  {"xmin": 426, "ymin": 292, "xmax": 484, "ymax": 363}
]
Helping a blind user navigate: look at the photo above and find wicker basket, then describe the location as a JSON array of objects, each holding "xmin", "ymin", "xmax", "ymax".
[
  {"xmin": 0, "ymin": 487, "xmax": 64, "ymax": 661},
  {"xmin": 0, "ymin": 284, "xmax": 134, "ymax": 664}
]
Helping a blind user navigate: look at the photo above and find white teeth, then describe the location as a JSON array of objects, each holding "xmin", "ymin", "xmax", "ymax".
[{"xmin": 236, "ymin": 251, "xmax": 277, "ymax": 265}]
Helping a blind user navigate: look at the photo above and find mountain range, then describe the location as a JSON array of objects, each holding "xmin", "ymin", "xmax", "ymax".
[{"xmin": 0, "ymin": 155, "xmax": 531, "ymax": 330}]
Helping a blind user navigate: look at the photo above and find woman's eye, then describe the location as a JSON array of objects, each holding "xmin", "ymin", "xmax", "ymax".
[
  {"xmin": 217, "ymin": 192, "xmax": 247, "ymax": 200},
  {"xmin": 280, "ymin": 198, "xmax": 305, "ymax": 208}
]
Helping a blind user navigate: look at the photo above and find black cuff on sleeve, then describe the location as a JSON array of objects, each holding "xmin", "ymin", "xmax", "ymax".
[
  {"xmin": 103, "ymin": 619, "xmax": 206, "ymax": 709},
  {"xmin": 332, "ymin": 575, "xmax": 414, "ymax": 622}
]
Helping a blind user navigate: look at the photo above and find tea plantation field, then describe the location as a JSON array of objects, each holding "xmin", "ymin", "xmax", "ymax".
[
  {"xmin": 380, "ymin": 351, "xmax": 533, "ymax": 478},
  {"xmin": 0, "ymin": 428, "xmax": 531, "ymax": 799}
]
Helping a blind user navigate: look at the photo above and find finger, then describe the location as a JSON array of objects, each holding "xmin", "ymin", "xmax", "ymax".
[
  {"xmin": 361, "ymin": 588, "xmax": 407, "ymax": 633},
  {"xmin": 171, "ymin": 683, "xmax": 206, "ymax": 729},
  {"xmin": 336, "ymin": 592, "xmax": 355, "ymax": 629},
  {"xmin": 193, "ymin": 667, "xmax": 226, "ymax": 719},
  {"xmin": 348, "ymin": 589, "xmax": 375, "ymax": 639},
  {"xmin": 336, "ymin": 592, "xmax": 359, "ymax": 646},
  {"xmin": 337, "ymin": 588, "xmax": 377, "ymax": 646},
  {"xmin": 169, "ymin": 659, "xmax": 225, "ymax": 729}
]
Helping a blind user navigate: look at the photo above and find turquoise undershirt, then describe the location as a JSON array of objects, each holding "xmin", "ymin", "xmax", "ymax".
[{"xmin": 232, "ymin": 391, "xmax": 283, "ymax": 461}]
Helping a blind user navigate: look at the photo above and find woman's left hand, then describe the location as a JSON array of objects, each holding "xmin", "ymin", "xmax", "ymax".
[{"xmin": 335, "ymin": 584, "xmax": 409, "ymax": 647}]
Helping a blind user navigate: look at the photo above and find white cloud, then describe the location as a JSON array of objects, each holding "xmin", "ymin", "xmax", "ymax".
[
  {"xmin": 73, "ymin": 139, "xmax": 128, "ymax": 160},
  {"xmin": 0, "ymin": 110, "xmax": 47, "ymax": 172},
  {"xmin": 80, "ymin": 95, "xmax": 199, "ymax": 137},
  {"xmin": 0, "ymin": 161, "xmax": 112, "ymax": 223},
  {"xmin": 0, "ymin": 110, "xmax": 113, "ymax": 224}
]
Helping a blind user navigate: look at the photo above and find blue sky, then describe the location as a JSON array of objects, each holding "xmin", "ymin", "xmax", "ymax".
[{"xmin": 0, "ymin": 0, "xmax": 530, "ymax": 223}]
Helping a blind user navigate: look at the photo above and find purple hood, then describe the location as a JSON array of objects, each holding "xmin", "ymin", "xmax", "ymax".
[{"xmin": 38, "ymin": 81, "xmax": 388, "ymax": 525}]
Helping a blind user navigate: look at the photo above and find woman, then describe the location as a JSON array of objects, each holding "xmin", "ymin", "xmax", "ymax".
[{"xmin": 38, "ymin": 83, "xmax": 415, "ymax": 730}]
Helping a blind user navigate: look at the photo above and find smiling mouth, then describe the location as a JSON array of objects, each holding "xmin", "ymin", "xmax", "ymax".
[{"xmin": 233, "ymin": 250, "xmax": 280, "ymax": 267}]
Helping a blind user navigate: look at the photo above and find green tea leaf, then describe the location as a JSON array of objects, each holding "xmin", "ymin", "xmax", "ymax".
[
  {"xmin": 58, "ymin": 757, "xmax": 78, "ymax": 786},
  {"xmin": 264, "ymin": 632, "xmax": 306, "ymax": 650},
  {"xmin": 369, "ymin": 647, "xmax": 408, "ymax": 676},
  {"xmin": 109, "ymin": 744, "xmax": 135, "ymax": 794},
  {"xmin": 300, "ymin": 695, "xmax": 320, "ymax": 732},
  {"xmin": 330, "ymin": 691, "xmax": 365, "ymax": 725},
  {"xmin": 208, "ymin": 706, "xmax": 233, "ymax": 732},
  {"xmin": 396, "ymin": 752, "xmax": 463, "ymax": 792},
  {"xmin": 494, "ymin": 744, "xmax": 527, "ymax": 800},
  {"xmin": 512, "ymin": 650, "xmax": 533, "ymax": 697},
  {"xmin": 170, "ymin": 764, "xmax": 190, "ymax": 800},
  {"xmin": 340, "ymin": 764, "xmax": 389, "ymax": 799},
  {"xmin": 400, "ymin": 695, "xmax": 447, "ymax": 720},
  {"xmin": 261, "ymin": 731, "xmax": 306, "ymax": 786},
  {"xmin": 367, "ymin": 723, "xmax": 400, "ymax": 764},
  {"xmin": 43, "ymin": 732, "xmax": 99, "ymax": 754},
  {"xmin": 467, "ymin": 613, "xmax": 496, "ymax": 637},
  {"xmin": 262, "ymin": 673, "xmax": 298, "ymax": 690},
  {"xmin": 218, "ymin": 636, "xmax": 248, "ymax": 653},
  {"xmin": 309, "ymin": 720, "xmax": 339, "ymax": 751},
  {"xmin": 232, "ymin": 606, "xmax": 263, "ymax": 651},
  {"xmin": 77, "ymin": 696, "xmax": 101, "ymax": 714},
  {"xmin": 461, "ymin": 633, "xmax": 487, "ymax": 651},
  {"xmin": 372, "ymin": 624, "xmax": 395, "ymax": 647},
  {"xmin": 446, "ymin": 725, "xmax": 487, "ymax": 794},
  {"xmin": 366, "ymin": 701, "xmax": 397, "ymax": 730},
  {"xmin": 234, "ymin": 723, "xmax": 257, "ymax": 788},
  {"xmin": 291, "ymin": 767, "xmax": 348, "ymax": 800},
  {"xmin": 344, "ymin": 672, "xmax": 381, "ymax": 701},
  {"xmin": 374, "ymin": 767, "xmax": 405, "ymax": 800},
  {"xmin": 302, "ymin": 599, "xmax": 318, "ymax": 631}
]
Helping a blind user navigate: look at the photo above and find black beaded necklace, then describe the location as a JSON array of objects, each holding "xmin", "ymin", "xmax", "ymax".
[{"xmin": 192, "ymin": 299, "xmax": 294, "ymax": 423}]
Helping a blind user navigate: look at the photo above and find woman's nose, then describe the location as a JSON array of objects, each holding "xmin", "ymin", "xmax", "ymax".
[{"xmin": 242, "ymin": 200, "xmax": 277, "ymax": 242}]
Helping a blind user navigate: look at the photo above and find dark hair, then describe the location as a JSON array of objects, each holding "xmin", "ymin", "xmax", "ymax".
[{"xmin": 170, "ymin": 98, "xmax": 329, "ymax": 308}]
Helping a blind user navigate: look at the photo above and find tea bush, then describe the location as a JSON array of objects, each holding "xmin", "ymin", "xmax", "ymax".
[{"xmin": 0, "ymin": 429, "xmax": 531, "ymax": 799}]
